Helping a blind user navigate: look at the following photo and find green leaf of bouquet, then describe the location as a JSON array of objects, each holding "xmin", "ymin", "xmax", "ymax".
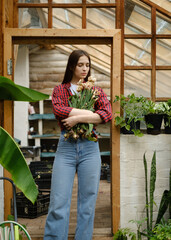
[
  {"xmin": 87, "ymin": 136, "xmax": 97, "ymax": 142},
  {"xmin": 86, "ymin": 123, "xmax": 94, "ymax": 135},
  {"xmin": 0, "ymin": 76, "xmax": 49, "ymax": 102},
  {"xmin": 0, "ymin": 127, "xmax": 38, "ymax": 203}
]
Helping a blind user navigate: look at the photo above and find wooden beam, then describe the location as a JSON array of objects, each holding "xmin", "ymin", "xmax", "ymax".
[
  {"xmin": 119, "ymin": 0, "xmax": 124, "ymax": 95},
  {"xmin": 48, "ymin": 0, "xmax": 52, "ymax": 28},
  {"xmin": 111, "ymin": 31, "xmax": 121, "ymax": 234},
  {"xmin": 139, "ymin": 0, "xmax": 171, "ymax": 18},
  {"xmin": 125, "ymin": 66, "xmax": 152, "ymax": 70},
  {"xmin": 16, "ymin": 3, "xmax": 116, "ymax": 8},
  {"xmin": 82, "ymin": 0, "xmax": 86, "ymax": 29},
  {"xmin": 13, "ymin": 0, "xmax": 18, "ymax": 28},
  {"xmin": 3, "ymin": 28, "xmax": 121, "ymax": 234},
  {"xmin": 5, "ymin": 0, "xmax": 14, "ymax": 28},
  {"xmin": 0, "ymin": 0, "xmax": 3, "ymax": 76},
  {"xmin": 151, "ymin": 7, "xmax": 156, "ymax": 101},
  {"xmin": 5, "ymin": 28, "xmax": 120, "ymax": 37},
  {"xmin": 3, "ymin": 27, "xmax": 13, "ymax": 221}
]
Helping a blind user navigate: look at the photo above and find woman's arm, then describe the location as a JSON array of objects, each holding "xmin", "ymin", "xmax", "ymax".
[{"xmin": 62, "ymin": 112, "xmax": 102, "ymax": 129}]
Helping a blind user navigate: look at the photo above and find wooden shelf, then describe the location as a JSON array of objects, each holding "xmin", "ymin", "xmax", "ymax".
[
  {"xmin": 29, "ymin": 113, "xmax": 55, "ymax": 120},
  {"xmin": 28, "ymin": 133, "xmax": 60, "ymax": 139}
]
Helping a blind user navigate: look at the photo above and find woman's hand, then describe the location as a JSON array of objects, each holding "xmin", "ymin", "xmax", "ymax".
[{"xmin": 61, "ymin": 116, "xmax": 78, "ymax": 129}]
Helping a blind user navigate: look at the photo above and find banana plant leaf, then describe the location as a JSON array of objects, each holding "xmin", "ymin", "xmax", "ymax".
[
  {"xmin": 0, "ymin": 76, "xmax": 49, "ymax": 101},
  {"xmin": 0, "ymin": 127, "xmax": 38, "ymax": 203}
]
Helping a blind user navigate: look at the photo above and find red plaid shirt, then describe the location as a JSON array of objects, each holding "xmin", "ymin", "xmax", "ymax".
[{"xmin": 52, "ymin": 82, "xmax": 112, "ymax": 130}]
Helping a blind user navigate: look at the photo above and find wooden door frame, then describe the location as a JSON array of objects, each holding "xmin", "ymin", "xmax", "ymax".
[{"xmin": 3, "ymin": 28, "xmax": 121, "ymax": 234}]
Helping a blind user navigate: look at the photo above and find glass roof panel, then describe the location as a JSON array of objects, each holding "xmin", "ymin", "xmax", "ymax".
[
  {"xmin": 18, "ymin": 8, "xmax": 48, "ymax": 28},
  {"xmin": 148, "ymin": 0, "xmax": 171, "ymax": 12},
  {"xmin": 156, "ymin": 70, "xmax": 171, "ymax": 98},
  {"xmin": 124, "ymin": 39, "xmax": 151, "ymax": 66},
  {"xmin": 124, "ymin": 70, "xmax": 151, "ymax": 97},
  {"xmin": 87, "ymin": 8, "xmax": 115, "ymax": 29},
  {"xmin": 125, "ymin": 0, "xmax": 151, "ymax": 34},
  {"xmin": 52, "ymin": 8, "xmax": 82, "ymax": 29},
  {"xmin": 156, "ymin": 39, "xmax": 171, "ymax": 66},
  {"xmin": 156, "ymin": 12, "xmax": 171, "ymax": 35}
]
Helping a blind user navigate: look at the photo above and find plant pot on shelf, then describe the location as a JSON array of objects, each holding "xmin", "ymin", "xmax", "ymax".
[
  {"xmin": 121, "ymin": 120, "xmax": 141, "ymax": 135},
  {"xmin": 164, "ymin": 115, "xmax": 171, "ymax": 134},
  {"xmin": 145, "ymin": 114, "xmax": 163, "ymax": 135}
]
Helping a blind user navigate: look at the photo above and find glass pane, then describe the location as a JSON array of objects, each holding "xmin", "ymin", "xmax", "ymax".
[
  {"xmin": 124, "ymin": 70, "xmax": 151, "ymax": 97},
  {"xmin": 87, "ymin": 8, "xmax": 115, "ymax": 29},
  {"xmin": 125, "ymin": 0, "xmax": 151, "ymax": 34},
  {"xmin": 18, "ymin": 8, "xmax": 48, "ymax": 28},
  {"xmin": 87, "ymin": 0, "xmax": 115, "ymax": 2},
  {"xmin": 156, "ymin": 12, "xmax": 171, "ymax": 35},
  {"xmin": 149, "ymin": 0, "xmax": 171, "ymax": 12},
  {"xmin": 156, "ymin": 71, "xmax": 171, "ymax": 98},
  {"xmin": 156, "ymin": 39, "xmax": 171, "ymax": 66},
  {"xmin": 52, "ymin": 0, "xmax": 81, "ymax": 3},
  {"xmin": 18, "ymin": 0, "xmax": 48, "ymax": 3},
  {"xmin": 53, "ymin": 8, "xmax": 82, "ymax": 29},
  {"xmin": 125, "ymin": 39, "xmax": 151, "ymax": 66}
]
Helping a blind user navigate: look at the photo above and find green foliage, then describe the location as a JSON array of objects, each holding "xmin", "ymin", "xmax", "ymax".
[
  {"xmin": 143, "ymin": 100, "xmax": 168, "ymax": 115},
  {"xmin": 113, "ymin": 228, "xmax": 136, "ymax": 240},
  {"xmin": 115, "ymin": 152, "xmax": 170, "ymax": 240},
  {"xmin": 0, "ymin": 76, "xmax": 49, "ymax": 101},
  {"xmin": 113, "ymin": 94, "xmax": 146, "ymax": 137},
  {"xmin": 150, "ymin": 220, "xmax": 171, "ymax": 240},
  {"xmin": 113, "ymin": 94, "xmax": 171, "ymax": 134},
  {"xmin": 149, "ymin": 152, "xmax": 157, "ymax": 230},
  {"xmin": 155, "ymin": 169, "xmax": 171, "ymax": 225},
  {"xmin": 0, "ymin": 127, "xmax": 38, "ymax": 203},
  {"xmin": 162, "ymin": 101, "xmax": 171, "ymax": 127},
  {"xmin": 0, "ymin": 76, "xmax": 49, "ymax": 203}
]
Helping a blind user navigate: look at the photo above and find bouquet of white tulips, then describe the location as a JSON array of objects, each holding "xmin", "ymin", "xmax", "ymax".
[{"xmin": 64, "ymin": 76, "xmax": 100, "ymax": 141}]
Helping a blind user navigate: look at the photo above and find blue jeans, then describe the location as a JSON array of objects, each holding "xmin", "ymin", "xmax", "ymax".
[{"xmin": 44, "ymin": 132, "xmax": 101, "ymax": 240}]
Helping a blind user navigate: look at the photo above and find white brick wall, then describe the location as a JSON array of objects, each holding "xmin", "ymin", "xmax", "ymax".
[
  {"xmin": 120, "ymin": 134, "xmax": 171, "ymax": 232},
  {"xmin": 0, "ymin": 165, "xmax": 4, "ymax": 222}
]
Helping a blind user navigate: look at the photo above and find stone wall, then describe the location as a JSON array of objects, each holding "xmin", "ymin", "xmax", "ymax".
[{"xmin": 120, "ymin": 134, "xmax": 171, "ymax": 232}]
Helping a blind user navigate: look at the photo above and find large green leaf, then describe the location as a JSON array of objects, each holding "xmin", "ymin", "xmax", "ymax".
[
  {"xmin": 0, "ymin": 76, "xmax": 49, "ymax": 102},
  {"xmin": 0, "ymin": 127, "xmax": 38, "ymax": 203}
]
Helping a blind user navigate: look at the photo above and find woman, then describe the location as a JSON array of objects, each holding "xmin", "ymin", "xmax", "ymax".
[{"xmin": 44, "ymin": 49, "xmax": 112, "ymax": 240}]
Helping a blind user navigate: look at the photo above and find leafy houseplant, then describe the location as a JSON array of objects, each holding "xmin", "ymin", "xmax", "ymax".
[
  {"xmin": 113, "ymin": 94, "xmax": 146, "ymax": 137},
  {"xmin": 150, "ymin": 220, "xmax": 171, "ymax": 240},
  {"xmin": 143, "ymin": 100, "xmax": 165, "ymax": 135},
  {"xmin": 113, "ymin": 152, "xmax": 171, "ymax": 240},
  {"xmin": 0, "ymin": 76, "xmax": 49, "ymax": 203},
  {"xmin": 162, "ymin": 100, "xmax": 171, "ymax": 134}
]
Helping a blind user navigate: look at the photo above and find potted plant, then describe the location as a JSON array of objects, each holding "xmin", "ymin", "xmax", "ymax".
[
  {"xmin": 143, "ymin": 100, "xmax": 165, "ymax": 135},
  {"xmin": 113, "ymin": 94, "xmax": 146, "ymax": 137},
  {"xmin": 162, "ymin": 100, "xmax": 171, "ymax": 134}
]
